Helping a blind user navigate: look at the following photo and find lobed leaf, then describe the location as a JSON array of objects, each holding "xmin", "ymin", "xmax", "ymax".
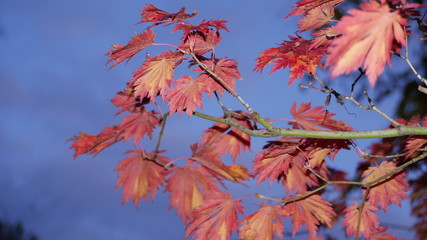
[
  {"xmin": 106, "ymin": 29, "xmax": 155, "ymax": 69},
  {"xmin": 166, "ymin": 164, "xmax": 222, "ymax": 223},
  {"xmin": 362, "ymin": 161, "xmax": 409, "ymax": 211},
  {"xmin": 115, "ymin": 149, "xmax": 169, "ymax": 206},
  {"xmin": 343, "ymin": 201, "xmax": 380, "ymax": 238},
  {"xmin": 139, "ymin": 4, "xmax": 198, "ymax": 27},
  {"xmin": 131, "ymin": 51, "xmax": 184, "ymax": 101},
  {"xmin": 239, "ymin": 202, "xmax": 288, "ymax": 240},
  {"xmin": 185, "ymin": 193, "xmax": 244, "ymax": 240},
  {"xmin": 325, "ymin": 1, "xmax": 408, "ymax": 86},
  {"xmin": 284, "ymin": 194, "xmax": 336, "ymax": 236}
]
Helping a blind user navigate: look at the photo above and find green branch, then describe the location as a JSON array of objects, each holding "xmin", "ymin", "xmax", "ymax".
[{"xmin": 193, "ymin": 111, "xmax": 427, "ymax": 139}]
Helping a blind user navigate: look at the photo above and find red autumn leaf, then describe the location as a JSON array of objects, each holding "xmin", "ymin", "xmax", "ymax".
[
  {"xmin": 367, "ymin": 226, "xmax": 406, "ymax": 240},
  {"xmin": 252, "ymin": 138, "xmax": 326, "ymax": 193},
  {"xmin": 179, "ymin": 29, "xmax": 223, "ymax": 55},
  {"xmin": 116, "ymin": 108, "xmax": 161, "ymax": 144},
  {"xmin": 254, "ymin": 37, "xmax": 325, "ymax": 85},
  {"xmin": 362, "ymin": 161, "xmax": 409, "ymax": 211},
  {"xmin": 139, "ymin": 4, "xmax": 198, "ymax": 26},
  {"xmin": 69, "ymin": 126, "xmax": 122, "ymax": 158},
  {"xmin": 185, "ymin": 193, "xmax": 244, "ymax": 240},
  {"xmin": 325, "ymin": 1, "xmax": 407, "ymax": 86},
  {"xmin": 284, "ymin": 194, "xmax": 336, "ymax": 236},
  {"xmin": 111, "ymin": 88, "xmax": 140, "ymax": 116},
  {"xmin": 343, "ymin": 201, "xmax": 380, "ymax": 238},
  {"xmin": 405, "ymin": 137, "xmax": 427, "ymax": 158},
  {"xmin": 289, "ymin": 102, "xmax": 353, "ymax": 131},
  {"xmin": 309, "ymin": 27, "xmax": 340, "ymax": 50},
  {"xmin": 198, "ymin": 117, "xmax": 252, "ymax": 162},
  {"xmin": 196, "ymin": 58, "xmax": 242, "ymax": 96},
  {"xmin": 173, "ymin": 20, "xmax": 229, "ymax": 37},
  {"xmin": 404, "ymin": 116, "xmax": 427, "ymax": 157},
  {"xmin": 131, "ymin": 51, "xmax": 184, "ymax": 101},
  {"xmin": 106, "ymin": 29, "xmax": 155, "ymax": 69},
  {"xmin": 297, "ymin": 4, "xmax": 335, "ymax": 32},
  {"xmin": 190, "ymin": 143, "xmax": 250, "ymax": 183},
  {"xmin": 252, "ymin": 139, "xmax": 299, "ymax": 184},
  {"xmin": 114, "ymin": 149, "xmax": 169, "ymax": 206},
  {"xmin": 166, "ymin": 76, "xmax": 205, "ymax": 116},
  {"xmin": 166, "ymin": 164, "xmax": 222, "ymax": 223},
  {"xmin": 239, "ymin": 202, "xmax": 288, "ymax": 240},
  {"xmin": 286, "ymin": 0, "xmax": 343, "ymax": 18}
]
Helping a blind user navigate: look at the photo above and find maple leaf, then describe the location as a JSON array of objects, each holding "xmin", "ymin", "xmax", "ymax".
[
  {"xmin": 367, "ymin": 226, "xmax": 406, "ymax": 240},
  {"xmin": 252, "ymin": 138, "xmax": 326, "ymax": 193},
  {"xmin": 343, "ymin": 201, "xmax": 380, "ymax": 238},
  {"xmin": 139, "ymin": 4, "xmax": 198, "ymax": 27},
  {"xmin": 239, "ymin": 202, "xmax": 288, "ymax": 240},
  {"xmin": 106, "ymin": 29, "xmax": 155, "ymax": 69},
  {"xmin": 284, "ymin": 194, "xmax": 336, "ymax": 236},
  {"xmin": 362, "ymin": 161, "xmax": 409, "ymax": 211},
  {"xmin": 173, "ymin": 20, "xmax": 229, "ymax": 37},
  {"xmin": 190, "ymin": 142, "xmax": 250, "ymax": 183},
  {"xmin": 254, "ymin": 37, "xmax": 325, "ymax": 85},
  {"xmin": 69, "ymin": 126, "xmax": 122, "ymax": 158},
  {"xmin": 115, "ymin": 149, "xmax": 169, "ymax": 206},
  {"xmin": 325, "ymin": 1, "xmax": 408, "ymax": 86},
  {"xmin": 404, "ymin": 116, "xmax": 427, "ymax": 157},
  {"xmin": 405, "ymin": 137, "xmax": 427, "ymax": 158},
  {"xmin": 309, "ymin": 27, "xmax": 340, "ymax": 50},
  {"xmin": 286, "ymin": 0, "xmax": 343, "ymax": 18},
  {"xmin": 297, "ymin": 4, "xmax": 335, "ymax": 32},
  {"xmin": 116, "ymin": 108, "xmax": 161, "ymax": 144},
  {"xmin": 166, "ymin": 164, "xmax": 222, "ymax": 223},
  {"xmin": 185, "ymin": 193, "xmax": 244, "ymax": 240},
  {"xmin": 165, "ymin": 76, "xmax": 205, "ymax": 116},
  {"xmin": 252, "ymin": 138, "xmax": 300, "ymax": 184},
  {"xmin": 131, "ymin": 51, "xmax": 184, "ymax": 101},
  {"xmin": 201, "ymin": 112, "xmax": 252, "ymax": 162},
  {"xmin": 180, "ymin": 29, "xmax": 223, "ymax": 55},
  {"xmin": 289, "ymin": 102, "xmax": 353, "ymax": 131},
  {"xmin": 196, "ymin": 57, "xmax": 242, "ymax": 96}
]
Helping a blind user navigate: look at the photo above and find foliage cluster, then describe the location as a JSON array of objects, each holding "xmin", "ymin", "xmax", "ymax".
[{"xmin": 70, "ymin": 1, "xmax": 427, "ymax": 239}]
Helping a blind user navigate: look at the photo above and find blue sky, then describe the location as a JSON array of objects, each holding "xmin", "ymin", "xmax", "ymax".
[{"xmin": 0, "ymin": 0, "xmax": 418, "ymax": 239}]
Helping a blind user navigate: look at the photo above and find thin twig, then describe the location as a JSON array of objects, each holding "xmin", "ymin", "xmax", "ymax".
[
  {"xmin": 311, "ymin": 74, "xmax": 401, "ymax": 127},
  {"xmin": 150, "ymin": 113, "xmax": 169, "ymax": 168}
]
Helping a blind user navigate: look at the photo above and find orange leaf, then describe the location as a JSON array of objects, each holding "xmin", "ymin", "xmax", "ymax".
[
  {"xmin": 190, "ymin": 143, "xmax": 249, "ymax": 183},
  {"xmin": 139, "ymin": 4, "xmax": 197, "ymax": 27},
  {"xmin": 117, "ymin": 108, "xmax": 160, "ymax": 144},
  {"xmin": 343, "ymin": 201, "xmax": 379, "ymax": 238},
  {"xmin": 166, "ymin": 164, "xmax": 222, "ymax": 223},
  {"xmin": 254, "ymin": 37, "xmax": 325, "ymax": 85},
  {"xmin": 114, "ymin": 149, "xmax": 169, "ymax": 206},
  {"xmin": 106, "ymin": 29, "xmax": 155, "ymax": 69},
  {"xmin": 286, "ymin": 0, "xmax": 343, "ymax": 18},
  {"xmin": 289, "ymin": 102, "xmax": 353, "ymax": 131},
  {"xmin": 186, "ymin": 193, "xmax": 244, "ymax": 240},
  {"xmin": 362, "ymin": 161, "xmax": 409, "ymax": 211},
  {"xmin": 166, "ymin": 76, "xmax": 205, "ymax": 116},
  {"xmin": 284, "ymin": 194, "xmax": 336, "ymax": 236},
  {"xmin": 297, "ymin": 4, "xmax": 335, "ymax": 32},
  {"xmin": 200, "ymin": 112, "xmax": 252, "ymax": 162},
  {"xmin": 131, "ymin": 51, "xmax": 183, "ymax": 101},
  {"xmin": 239, "ymin": 202, "xmax": 288, "ymax": 240},
  {"xmin": 325, "ymin": 1, "xmax": 407, "ymax": 86},
  {"xmin": 69, "ymin": 126, "xmax": 122, "ymax": 158}
]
